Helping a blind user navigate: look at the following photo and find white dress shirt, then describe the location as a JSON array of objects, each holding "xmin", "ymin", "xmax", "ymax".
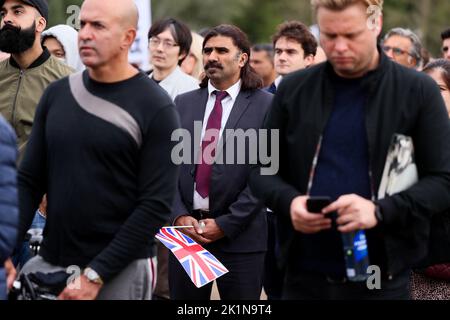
[
  {"xmin": 274, "ymin": 75, "xmax": 283, "ymax": 90},
  {"xmin": 193, "ymin": 80, "xmax": 242, "ymax": 210},
  {"xmin": 149, "ymin": 66, "xmax": 199, "ymax": 101}
]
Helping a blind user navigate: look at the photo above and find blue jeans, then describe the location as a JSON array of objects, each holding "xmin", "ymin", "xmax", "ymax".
[{"xmin": 12, "ymin": 211, "xmax": 46, "ymax": 268}]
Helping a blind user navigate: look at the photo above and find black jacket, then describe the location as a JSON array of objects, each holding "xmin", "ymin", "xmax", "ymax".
[
  {"xmin": 249, "ymin": 50, "xmax": 450, "ymax": 278},
  {"xmin": 422, "ymin": 211, "xmax": 450, "ymax": 267}
]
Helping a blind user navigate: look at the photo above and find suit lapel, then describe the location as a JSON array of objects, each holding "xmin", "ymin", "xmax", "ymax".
[
  {"xmin": 188, "ymin": 88, "xmax": 209, "ymax": 133},
  {"xmin": 185, "ymin": 89, "xmax": 209, "ymax": 208},
  {"xmin": 186, "ymin": 88, "xmax": 209, "ymax": 161}
]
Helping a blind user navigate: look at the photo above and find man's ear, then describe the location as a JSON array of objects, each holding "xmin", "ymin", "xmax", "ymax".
[
  {"xmin": 121, "ymin": 28, "xmax": 137, "ymax": 50},
  {"xmin": 304, "ymin": 54, "xmax": 314, "ymax": 67},
  {"xmin": 239, "ymin": 52, "xmax": 248, "ymax": 67},
  {"xmin": 35, "ymin": 17, "xmax": 46, "ymax": 33},
  {"xmin": 375, "ymin": 15, "xmax": 383, "ymax": 36},
  {"xmin": 178, "ymin": 51, "xmax": 188, "ymax": 62},
  {"xmin": 407, "ymin": 56, "xmax": 417, "ymax": 68},
  {"xmin": 367, "ymin": 5, "xmax": 383, "ymax": 35}
]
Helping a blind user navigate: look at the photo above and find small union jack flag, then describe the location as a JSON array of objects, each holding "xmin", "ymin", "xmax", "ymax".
[{"xmin": 155, "ymin": 227, "xmax": 229, "ymax": 288}]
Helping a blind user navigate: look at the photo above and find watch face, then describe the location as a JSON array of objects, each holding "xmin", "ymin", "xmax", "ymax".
[
  {"xmin": 85, "ymin": 268, "xmax": 98, "ymax": 281},
  {"xmin": 84, "ymin": 268, "xmax": 103, "ymax": 284},
  {"xmin": 87, "ymin": 270, "xmax": 96, "ymax": 280}
]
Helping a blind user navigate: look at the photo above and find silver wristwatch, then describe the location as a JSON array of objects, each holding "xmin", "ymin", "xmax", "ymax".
[{"xmin": 83, "ymin": 267, "xmax": 104, "ymax": 285}]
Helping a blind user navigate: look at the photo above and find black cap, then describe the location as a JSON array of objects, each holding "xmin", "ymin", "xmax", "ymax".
[{"xmin": 0, "ymin": 0, "xmax": 48, "ymax": 22}]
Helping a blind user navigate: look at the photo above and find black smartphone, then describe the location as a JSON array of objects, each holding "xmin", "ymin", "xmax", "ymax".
[{"xmin": 306, "ymin": 196, "xmax": 331, "ymax": 213}]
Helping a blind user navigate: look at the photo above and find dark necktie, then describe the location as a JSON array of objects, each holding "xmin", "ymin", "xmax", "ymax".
[
  {"xmin": 195, "ymin": 91, "xmax": 228, "ymax": 198},
  {"xmin": 268, "ymin": 82, "xmax": 277, "ymax": 94}
]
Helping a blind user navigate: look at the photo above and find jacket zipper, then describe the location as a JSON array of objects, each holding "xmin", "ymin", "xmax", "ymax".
[
  {"xmin": 306, "ymin": 136, "xmax": 323, "ymax": 195},
  {"xmin": 11, "ymin": 69, "xmax": 24, "ymax": 126}
]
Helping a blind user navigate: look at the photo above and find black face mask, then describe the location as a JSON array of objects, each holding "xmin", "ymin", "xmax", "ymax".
[{"xmin": 0, "ymin": 21, "xmax": 36, "ymax": 54}]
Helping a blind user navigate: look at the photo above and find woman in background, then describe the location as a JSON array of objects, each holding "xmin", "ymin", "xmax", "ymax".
[
  {"xmin": 411, "ymin": 59, "xmax": 450, "ymax": 300},
  {"xmin": 181, "ymin": 31, "xmax": 204, "ymax": 80},
  {"xmin": 42, "ymin": 24, "xmax": 85, "ymax": 72}
]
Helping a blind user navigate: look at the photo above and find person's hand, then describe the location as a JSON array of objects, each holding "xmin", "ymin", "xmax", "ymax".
[
  {"xmin": 174, "ymin": 215, "xmax": 212, "ymax": 244},
  {"xmin": 58, "ymin": 275, "xmax": 102, "ymax": 300},
  {"xmin": 39, "ymin": 194, "xmax": 47, "ymax": 217},
  {"xmin": 322, "ymin": 194, "xmax": 377, "ymax": 233},
  {"xmin": 4, "ymin": 258, "xmax": 16, "ymax": 290},
  {"xmin": 290, "ymin": 196, "xmax": 332, "ymax": 234},
  {"xmin": 198, "ymin": 219, "xmax": 225, "ymax": 242}
]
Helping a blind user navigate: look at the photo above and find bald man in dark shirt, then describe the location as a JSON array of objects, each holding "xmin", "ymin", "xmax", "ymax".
[{"xmin": 17, "ymin": 0, "xmax": 180, "ymax": 300}]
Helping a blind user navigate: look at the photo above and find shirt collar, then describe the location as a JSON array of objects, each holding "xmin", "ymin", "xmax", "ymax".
[
  {"xmin": 207, "ymin": 79, "xmax": 242, "ymax": 102},
  {"xmin": 274, "ymin": 76, "xmax": 283, "ymax": 88},
  {"xmin": 9, "ymin": 47, "xmax": 51, "ymax": 69}
]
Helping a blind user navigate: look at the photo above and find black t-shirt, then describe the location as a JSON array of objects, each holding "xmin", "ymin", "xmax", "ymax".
[{"xmin": 18, "ymin": 70, "xmax": 180, "ymax": 281}]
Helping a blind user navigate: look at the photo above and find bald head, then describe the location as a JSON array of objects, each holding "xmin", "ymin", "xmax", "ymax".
[
  {"xmin": 81, "ymin": 0, "xmax": 138, "ymax": 29},
  {"xmin": 122, "ymin": 1, "xmax": 139, "ymax": 29}
]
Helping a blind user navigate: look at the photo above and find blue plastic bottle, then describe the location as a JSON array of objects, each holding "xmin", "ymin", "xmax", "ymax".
[{"xmin": 341, "ymin": 230, "xmax": 370, "ymax": 282}]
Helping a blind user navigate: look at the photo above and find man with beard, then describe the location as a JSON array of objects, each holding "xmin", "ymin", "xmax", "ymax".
[
  {"xmin": 0, "ymin": 0, "xmax": 73, "ymax": 161},
  {"xmin": 169, "ymin": 25, "xmax": 272, "ymax": 300}
]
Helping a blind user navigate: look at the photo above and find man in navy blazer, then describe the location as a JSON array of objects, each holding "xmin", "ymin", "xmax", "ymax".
[{"xmin": 169, "ymin": 24, "xmax": 273, "ymax": 300}]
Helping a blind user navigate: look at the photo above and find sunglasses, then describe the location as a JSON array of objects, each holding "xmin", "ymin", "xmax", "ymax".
[{"xmin": 443, "ymin": 46, "xmax": 449, "ymax": 53}]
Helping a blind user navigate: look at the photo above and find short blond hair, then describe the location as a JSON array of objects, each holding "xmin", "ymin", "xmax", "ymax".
[{"xmin": 311, "ymin": 0, "xmax": 383, "ymax": 14}]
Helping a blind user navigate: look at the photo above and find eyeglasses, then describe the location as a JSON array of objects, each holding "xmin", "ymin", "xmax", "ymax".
[
  {"xmin": 382, "ymin": 45, "xmax": 411, "ymax": 57},
  {"xmin": 149, "ymin": 37, "xmax": 179, "ymax": 49},
  {"xmin": 443, "ymin": 46, "xmax": 449, "ymax": 53}
]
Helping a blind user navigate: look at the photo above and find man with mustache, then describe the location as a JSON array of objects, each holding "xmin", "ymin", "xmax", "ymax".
[
  {"xmin": 0, "ymin": 0, "xmax": 73, "ymax": 161},
  {"xmin": 169, "ymin": 24, "xmax": 272, "ymax": 300},
  {"xmin": 16, "ymin": 0, "xmax": 180, "ymax": 300}
]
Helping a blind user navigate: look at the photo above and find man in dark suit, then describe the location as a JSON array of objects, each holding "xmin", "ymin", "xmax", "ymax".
[{"xmin": 169, "ymin": 24, "xmax": 273, "ymax": 300}]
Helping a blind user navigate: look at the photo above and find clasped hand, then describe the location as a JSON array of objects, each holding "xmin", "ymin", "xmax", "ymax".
[{"xmin": 290, "ymin": 194, "xmax": 378, "ymax": 234}]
